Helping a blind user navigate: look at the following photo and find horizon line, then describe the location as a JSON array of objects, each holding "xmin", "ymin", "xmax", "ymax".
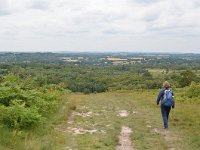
[{"xmin": 0, "ymin": 50, "xmax": 199, "ymax": 54}]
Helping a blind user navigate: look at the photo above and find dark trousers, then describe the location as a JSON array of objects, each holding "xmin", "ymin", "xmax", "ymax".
[{"xmin": 161, "ymin": 105, "xmax": 171, "ymax": 128}]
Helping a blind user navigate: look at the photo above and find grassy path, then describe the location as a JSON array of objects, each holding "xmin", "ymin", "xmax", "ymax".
[
  {"xmin": 1, "ymin": 91, "xmax": 199, "ymax": 150},
  {"xmin": 53, "ymin": 91, "xmax": 200, "ymax": 150}
]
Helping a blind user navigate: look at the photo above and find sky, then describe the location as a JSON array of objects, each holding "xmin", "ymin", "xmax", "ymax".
[{"xmin": 0, "ymin": 0, "xmax": 200, "ymax": 53}]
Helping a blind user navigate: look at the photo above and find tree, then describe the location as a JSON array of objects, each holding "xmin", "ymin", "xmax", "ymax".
[
  {"xmin": 178, "ymin": 70, "xmax": 197, "ymax": 87},
  {"xmin": 142, "ymin": 71, "xmax": 153, "ymax": 79}
]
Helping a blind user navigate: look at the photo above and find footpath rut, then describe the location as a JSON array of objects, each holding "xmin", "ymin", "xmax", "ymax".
[
  {"xmin": 116, "ymin": 126, "xmax": 134, "ymax": 150},
  {"xmin": 117, "ymin": 110, "xmax": 135, "ymax": 150}
]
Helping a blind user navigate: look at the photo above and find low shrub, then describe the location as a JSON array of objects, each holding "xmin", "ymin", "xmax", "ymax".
[
  {"xmin": 185, "ymin": 82, "xmax": 200, "ymax": 98},
  {"xmin": 0, "ymin": 75, "xmax": 64, "ymax": 129},
  {"xmin": 1, "ymin": 102, "xmax": 42, "ymax": 129}
]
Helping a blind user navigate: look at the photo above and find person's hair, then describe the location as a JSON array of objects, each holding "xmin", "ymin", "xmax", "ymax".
[{"xmin": 163, "ymin": 81, "xmax": 170, "ymax": 89}]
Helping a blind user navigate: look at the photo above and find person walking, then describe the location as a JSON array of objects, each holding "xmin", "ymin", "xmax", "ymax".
[{"xmin": 157, "ymin": 81, "xmax": 175, "ymax": 129}]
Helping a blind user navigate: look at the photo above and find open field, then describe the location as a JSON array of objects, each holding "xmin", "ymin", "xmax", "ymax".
[
  {"xmin": 1, "ymin": 91, "xmax": 200, "ymax": 150},
  {"xmin": 46, "ymin": 91, "xmax": 200, "ymax": 149}
]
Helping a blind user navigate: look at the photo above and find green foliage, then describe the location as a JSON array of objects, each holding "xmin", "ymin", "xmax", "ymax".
[
  {"xmin": 0, "ymin": 74, "xmax": 63, "ymax": 129},
  {"xmin": 1, "ymin": 102, "xmax": 42, "ymax": 129},
  {"xmin": 178, "ymin": 70, "xmax": 197, "ymax": 87},
  {"xmin": 142, "ymin": 71, "xmax": 153, "ymax": 79},
  {"xmin": 67, "ymin": 78, "xmax": 108, "ymax": 93},
  {"xmin": 146, "ymin": 81, "xmax": 161, "ymax": 89},
  {"xmin": 185, "ymin": 82, "xmax": 200, "ymax": 98},
  {"xmin": 1, "ymin": 60, "xmax": 200, "ymax": 94}
]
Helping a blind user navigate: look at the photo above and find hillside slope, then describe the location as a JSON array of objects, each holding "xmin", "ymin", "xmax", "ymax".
[{"xmin": 54, "ymin": 91, "xmax": 200, "ymax": 150}]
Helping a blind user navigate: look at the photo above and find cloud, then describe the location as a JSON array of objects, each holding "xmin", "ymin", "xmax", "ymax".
[
  {"xmin": 0, "ymin": 0, "xmax": 11, "ymax": 16},
  {"xmin": 30, "ymin": 0, "xmax": 49, "ymax": 10},
  {"xmin": 0, "ymin": 0, "xmax": 200, "ymax": 52}
]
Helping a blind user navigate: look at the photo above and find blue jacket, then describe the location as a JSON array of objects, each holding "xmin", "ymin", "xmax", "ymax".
[{"xmin": 157, "ymin": 88, "xmax": 175, "ymax": 107}]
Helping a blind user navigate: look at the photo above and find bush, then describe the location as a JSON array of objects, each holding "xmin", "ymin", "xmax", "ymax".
[
  {"xmin": 1, "ymin": 102, "xmax": 42, "ymax": 129},
  {"xmin": 185, "ymin": 82, "xmax": 200, "ymax": 98},
  {"xmin": 0, "ymin": 75, "xmax": 63, "ymax": 130},
  {"xmin": 178, "ymin": 70, "xmax": 197, "ymax": 87}
]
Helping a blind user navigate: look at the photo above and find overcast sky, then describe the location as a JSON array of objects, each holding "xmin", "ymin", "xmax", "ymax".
[{"xmin": 0, "ymin": 0, "xmax": 200, "ymax": 52}]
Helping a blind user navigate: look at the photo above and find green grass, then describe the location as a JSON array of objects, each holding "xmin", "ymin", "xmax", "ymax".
[
  {"xmin": 57, "ymin": 91, "xmax": 200, "ymax": 150},
  {"xmin": 55, "ymin": 92, "xmax": 163, "ymax": 149},
  {"xmin": 0, "ymin": 91, "xmax": 200, "ymax": 149}
]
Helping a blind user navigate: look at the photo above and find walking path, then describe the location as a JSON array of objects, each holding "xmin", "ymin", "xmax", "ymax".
[
  {"xmin": 117, "ymin": 110, "xmax": 134, "ymax": 150},
  {"xmin": 54, "ymin": 93, "xmax": 182, "ymax": 150},
  {"xmin": 116, "ymin": 126, "xmax": 134, "ymax": 150}
]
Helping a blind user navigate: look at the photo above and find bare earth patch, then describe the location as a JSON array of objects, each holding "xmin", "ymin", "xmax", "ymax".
[
  {"xmin": 72, "ymin": 111, "xmax": 93, "ymax": 117},
  {"xmin": 118, "ymin": 110, "xmax": 129, "ymax": 117},
  {"xmin": 67, "ymin": 127, "xmax": 98, "ymax": 135},
  {"xmin": 59, "ymin": 110, "xmax": 106, "ymax": 135},
  {"xmin": 116, "ymin": 126, "xmax": 134, "ymax": 150},
  {"xmin": 66, "ymin": 127, "xmax": 106, "ymax": 135}
]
